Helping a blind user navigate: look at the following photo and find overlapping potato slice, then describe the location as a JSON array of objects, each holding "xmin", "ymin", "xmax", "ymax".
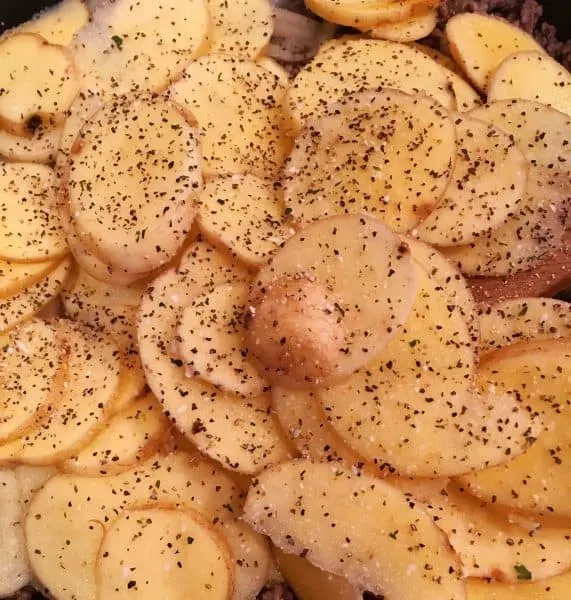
[
  {"xmin": 457, "ymin": 339, "xmax": 571, "ymax": 518},
  {"xmin": 283, "ymin": 89, "xmax": 456, "ymax": 232},
  {"xmin": 285, "ymin": 38, "xmax": 456, "ymax": 133},
  {"xmin": 198, "ymin": 174, "xmax": 290, "ymax": 267},
  {"xmin": 445, "ymin": 13, "xmax": 545, "ymax": 92},
  {"xmin": 257, "ymin": 56, "xmax": 290, "ymax": 87},
  {"xmin": 368, "ymin": 8, "xmax": 438, "ymax": 42},
  {"xmin": 467, "ymin": 570, "xmax": 571, "ymax": 599},
  {"xmin": 415, "ymin": 114, "xmax": 527, "ymax": 246},
  {"xmin": 66, "ymin": 95, "xmax": 201, "ymax": 275},
  {"xmin": 244, "ymin": 460, "xmax": 465, "ymax": 600},
  {"xmin": 488, "ymin": 51, "xmax": 571, "ymax": 118},
  {"xmin": 248, "ymin": 215, "xmax": 417, "ymax": 387},
  {"xmin": 27, "ymin": 452, "xmax": 270, "ymax": 600},
  {"xmin": 169, "ymin": 55, "xmax": 288, "ymax": 179},
  {"xmin": 0, "ymin": 259, "xmax": 56, "ymax": 299},
  {"xmin": 0, "ymin": 125, "xmax": 62, "ymax": 164},
  {"xmin": 14, "ymin": 465, "xmax": 57, "ymax": 514},
  {"xmin": 17, "ymin": 0, "xmax": 89, "ymax": 45}
]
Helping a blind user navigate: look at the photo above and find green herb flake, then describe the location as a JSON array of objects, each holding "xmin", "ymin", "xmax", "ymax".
[
  {"xmin": 515, "ymin": 564, "xmax": 532, "ymax": 580},
  {"xmin": 111, "ymin": 35, "xmax": 124, "ymax": 50}
]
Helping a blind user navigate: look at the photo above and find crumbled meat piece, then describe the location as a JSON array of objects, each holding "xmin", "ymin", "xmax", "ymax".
[{"xmin": 257, "ymin": 583, "xmax": 298, "ymax": 600}]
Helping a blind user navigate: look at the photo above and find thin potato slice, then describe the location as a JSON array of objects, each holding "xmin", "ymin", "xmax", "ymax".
[
  {"xmin": 249, "ymin": 215, "xmax": 417, "ymax": 387},
  {"xmin": 415, "ymin": 115, "xmax": 527, "ymax": 246},
  {"xmin": 368, "ymin": 8, "xmax": 438, "ymax": 42},
  {"xmin": 169, "ymin": 55, "xmax": 289, "ymax": 179},
  {"xmin": 467, "ymin": 571, "xmax": 571, "ymax": 599},
  {"xmin": 244, "ymin": 460, "xmax": 465, "ymax": 600},
  {"xmin": 0, "ymin": 124, "xmax": 62, "ymax": 164},
  {"xmin": 108, "ymin": 365, "xmax": 147, "ymax": 414},
  {"xmin": 458, "ymin": 339, "xmax": 571, "ymax": 519},
  {"xmin": 283, "ymin": 89, "xmax": 456, "ymax": 232},
  {"xmin": 256, "ymin": 56, "xmax": 290, "ymax": 87},
  {"xmin": 17, "ymin": 0, "xmax": 89, "ymax": 45},
  {"xmin": 0, "ymin": 259, "xmax": 57, "ymax": 299},
  {"xmin": 285, "ymin": 38, "xmax": 456, "ymax": 133},
  {"xmin": 488, "ymin": 51, "xmax": 571, "ymax": 118},
  {"xmin": 445, "ymin": 13, "xmax": 545, "ymax": 92},
  {"xmin": 0, "ymin": 163, "xmax": 67, "ymax": 262},
  {"xmin": 14, "ymin": 465, "xmax": 57, "ymax": 514}
]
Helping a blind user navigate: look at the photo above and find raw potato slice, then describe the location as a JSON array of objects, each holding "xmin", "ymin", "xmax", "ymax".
[
  {"xmin": 62, "ymin": 395, "xmax": 169, "ymax": 475},
  {"xmin": 0, "ymin": 33, "xmax": 78, "ymax": 136},
  {"xmin": 96, "ymin": 506, "xmax": 234, "ymax": 600},
  {"xmin": 467, "ymin": 570, "xmax": 571, "ymax": 599},
  {"xmin": 0, "ymin": 469, "xmax": 31, "ymax": 596},
  {"xmin": 479, "ymin": 298, "xmax": 571, "ymax": 353},
  {"xmin": 14, "ymin": 465, "xmax": 57, "ymax": 513},
  {"xmin": 109, "ymin": 366, "xmax": 147, "ymax": 414},
  {"xmin": 445, "ymin": 13, "xmax": 544, "ymax": 92},
  {"xmin": 488, "ymin": 51, "xmax": 571, "ymax": 118},
  {"xmin": 17, "ymin": 0, "xmax": 89, "ymax": 45},
  {"xmin": 244, "ymin": 460, "xmax": 465, "ymax": 600},
  {"xmin": 414, "ymin": 115, "xmax": 527, "ymax": 246},
  {"xmin": 285, "ymin": 38, "xmax": 456, "ymax": 133},
  {"xmin": 0, "ymin": 163, "xmax": 67, "ymax": 262},
  {"xmin": 198, "ymin": 174, "xmax": 290, "ymax": 267},
  {"xmin": 169, "ymin": 55, "xmax": 289, "ymax": 179},
  {"xmin": 176, "ymin": 282, "xmax": 269, "ymax": 397},
  {"xmin": 249, "ymin": 215, "xmax": 417, "ymax": 387},
  {"xmin": 0, "ymin": 321, "xmax": 65, "ymax": 443},
  {"xmin": 67, "ymin": 95, "xmax": 202, "ymax": 275},
  {"xmin": 0, "ymin": 259, "xmax": 57, "ymax": 299},
  {"xmin": 257, "ymin": 56, "xmax": 290, "ymax": 87},
  {"xmin": 0, "ymin": 257, "xmax": 71, "ymax": 334},
  {"xmin": 368, "ymin": 8, "xmax": 438, "ymax": 42},
  {"xmin": 411, "ymin": 43, "xmax": 466, "ymax": 76},
  {"xmin": 283, "ymin": 89, "xmax": 456, "ymax": 232},
  {"xmin": 0, "ymin": 124, "xmax": 62, "ymax": 164},
  {"xmin": 458, "ymin": 339, "xmax": 571, "ymax": 518},
  {"xmin": 207, "ymin": 0, "xmax": 274, "ymax": 58}
]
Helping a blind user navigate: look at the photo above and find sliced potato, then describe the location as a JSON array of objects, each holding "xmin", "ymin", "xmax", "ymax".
[
  {"xmin": 14, "ymin": 465, "xmax": 57, "ymax": 513},
  {"xmin": 256, "ymin": 56, "xmax": 290, "ymax": 87},
  {"xmin": 248, "ymin": 215, "xmax": 417, "ymax": 387},
  {"xmin": 0, "ymin": 124, "xmax": 62, "ymax": 164},
  {"xmin": 285, "ymin": 37, "xmax": 456, "ymax": 133},
  {"xmin": 368, "ymin": 8, "xmax": 438, "ymax": 42},
  {"xmin": 283, "ymin": 89, "xmax": 456, "ymax": 232},
  {"xmin": 410, "ymin": 43, "xmax": 466, "ymax": 76},
  {"xmin": 0, "ymin": 259, "xmax": 57, "ymax": 299},
  {"xmin": 109, "ymin": 365, "xmax": 147, "ymax": 414},
  {"xmin": 244, "ymin": 460, "xmax": 465, "ymax": 599},
  {"xmin": 96, "ymin": 506, "xmax": 234, "ymax": 600},
  {"xmin": 169, "ymin": 55, "xmax": 289, "ymax": 179},
  {"xmin": 0, "ymin": 33, "xmax": 78, "ymax": 136},
  {"xmin": 488, "ymin": 51, "xmax": 571, "ymax": 118},
  {"xmin": 467, "ymin": 570, "xmax": 571, "ymax": 599},
  {"xmin": 414, "ymin": 114, "xmax": 527, "ymax": 246},
  {"xmin": 17, "ymin": 0, "xmax": 89, "ymax": 45},
  {"xmin": 445, "ymin": 13, "xmax": 545, "ymax": 92}
]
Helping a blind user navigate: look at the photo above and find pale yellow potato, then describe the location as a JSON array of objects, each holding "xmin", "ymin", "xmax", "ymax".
[
  {"xmin": 488, "ymin": 51, "xmax": 571, "ymax": 118},
  {"xmin": 410, "ymin": 43, "xmax": 466, "ymax": 76},
  {"xmin": 169, "ymin": 55, "xmax": 289, "ymax": 179},
  {"xmin": 283, "ymin": 89, "xmax": 456, "ymax": 232},
  {"xmin": 96, "ymin": 506, "xmax": 234, "ymax": 600},
  {"xmin": 445, "ymin": 13, "xmax": 545, "ymax": 92},
  {"xmin": 244, "ymin": 460, "xmax": 465, "ymax": 600},
  {"xmin": 14, "ymin": 465, "xmax": 57, "ymax": 513},
  {"xmin": 108, "ymin": 365, "xmax": 147, "ymax": 414},
  {"xmin": 368, "ymin": 7, "xmax": 438, "ymax": 42},
  {"xmin": 256, "ymin": 56, "xmax": 290, "ymax": 87},
  {"xmin": 17, "ymin": 0, "xmax": 89, "ymax": 45},
  {"xmin": 0, "ymin": 259, "xmax": 57, "ymax": 299},
  {"xmin": 415, "ymin": 114, "xmax": 527, "ymax": 246},
  {"xmin": 0, "ymin": 124, "xmax": 62, "ymax": 163},
  {"xmin": 457, "ymin": 339, "xmax": 571, "ymax": 519},
  {"xmin": 467, "ymin": 571, "xmax": 571, "ymax": 599},
  {"xmin": 285, "ymin": 38, "xmax": 456, "ymax": 133}
]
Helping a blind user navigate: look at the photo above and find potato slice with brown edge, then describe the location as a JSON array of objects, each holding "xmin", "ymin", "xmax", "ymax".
[
  {"xmin": 17, "ymin": 0, "xmax": 89, "ymax": 45},
  {"xmin": 368, "ymin": 8, "xmax": 438, "ymax": 42},
  {"xmin": 0, "ymin": 124, "xmax": 62, "ymax": 164},
  {"xmin": 244, "ymin": 460, "xmax": 466, "ymax": 600},
  {"xmin": 67, "ymin": 95, "xmax": 202, "ymax": 276},
  {"xmin": 0, "ymin": 33, "xmax": 78, "ymax": 136},
  {"xmin": 96, "ymin": 505, "xmax": 234, "ymax": 600},
  {"xmin": 169, "ymin": 55, "xmax": 288, "ymax": 179},
  {"xmin": 0, "ymin": 259, "xmax": 57, "ymax": 300},
  {"xmin": 0, "ymin": 163, "xmax": 67, "ymax": 263},
  {"xmin": 61, "ymin": 394, "xmax": 169, "ymax": 476},
  {"xmin": 445, "ymin": 13, "xmax": 545, "ymax": 92},
  {"xmin": 488, "ymin": 51, "xmax": 571, "ymax": 118},
  {"xmin": 457, "ymin": 339, "xmax": 571, "ymax": 519},
  {"xmin": 283, "ymin": 89, "xmax": 456, "ymax": 233},
  {"xmin": 414, "ymin": 114, "xmax": 527, "ymax": 246},
  {"xmin": 319, "ymin": 245, "xmax": 538, "ymax": 477},
  {"xmin": 27, "ymin": 452, "xmax": 270, "ymax": 600},
  {"xmin": 176, "ymin": 282, "xmax": 269, "ymax": 398},
  {"xmin": 248, "ymin": 215, "xmax": 417, "ymax": 387},
  {"xmin": 198, "ymin": 174, "xmax": 290, "ymax": 267},
  {"xmin": 478, "ymin": 298, "xmax": 571, "ymax": 353},
  {"xmin": 285, "ymin": 38, "xmax": 456, "ymax": 134},
  {"xmin": 467, "ymin": 571, "xmax": 571, "ymax": 599}
]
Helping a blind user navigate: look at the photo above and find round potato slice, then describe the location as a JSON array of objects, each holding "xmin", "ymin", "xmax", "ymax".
[
  {"xmin": 283, "ymin": 89, "xmax": 456, "ymax": 233},
  {"xmin": 467, "ymin": 571, "xmax": 571, "ymax": 600},
  {"xmin": 414, "ymin": 114, "xmax": 527, "ymax": 246},
  {"xmin": 0, "ymin": 125, "xmax": 62, "ymax": 164},
  {"xmin": 67, "ymin": 95, "xmax": 202, "ymax": 275},
  {"xmin": 256, "ymin": 56, "xmax": 290, "ymax": 88},
  {"xmin": 0, "ymin": 163, "xmax": 67, "ymax": 262},
  {"xmin": 285, "ymin": 37, "xmax": 456, "ymax": 133},
  {"xmin": 0, "ymin": 259, "xmax": 57, "ymax": 300},
  {"xmin": 248, "ymin": 215, "xmax": 417, "ymax": 387},
  {"xmin": 368, "ymin": 7, "xmax": 438, "ymax": 42},
  {"xmin": 17, "ymin": 0, "xmax": 89, "ymax": 46}
]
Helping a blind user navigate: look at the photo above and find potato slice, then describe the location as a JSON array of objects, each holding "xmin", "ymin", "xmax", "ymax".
[
  {"xmin": 17, "ymin": 0, "xmax": 89, "ymax": 45},
  {"xmin": 198, "ymin": 174, "xmax": 290, "ymax": 267},
  {"xmin": 257, "ymin": 56, "xmax": 290, "ymax": 87},
  {"xmin": 67, "ymin": 95, "xmax": 201, "ymax": 275},
  {"xmin": 467, "ymin": 571, "xmax": 571, "ymax": 599},
  {"xmin": 0, "ymin": 469, "xmax": 31, "ymax": 596},
  {"xmin": 368, "ymin": 8, "xmax": 438, "ymax": 42},
  {"xmin": 445, "ymin": 13, "xmax": 545, "ymax": 92},
  {"xmin": 248, "ymin": 215, "xmax": 417, "ymax": 387},
  {"xmin": 488, "ymin": 51, "xmax": 571, "ymax": 118},
  {"xmin": 0, "ymin": 124, "xmax": 62, "ymax": 164},
  {"xmin": 169, "ymin": 55, "xmax": 289, "ymax": 179},
  {"xmin": 285, "ymin": 38, "xmax": 456, "ymax": 133},
  {"xmin": 0, "ymin": 259, "xmax": 57, "ymax": 299},
  {"xmin": 457, "ymin": 339, "xmax": 571, "ymax": 519},
  {"xmin": 14, "ymin": 465, "xmax": 57, "ymax": 514},
  {"xmin": 411, "ymin": 43, "xmax": 466, "ymax": 76},
  {"xmin": 244, "ymin": 460, "xmax": 465, "ymax": 599},
  {"xmin": 283, "ymin": 89, "xmax": 456, "ymax": 232},
  {"xmin": 0, "ymin": 163, "xmax": 67, "ymax": 262},
  {"xmin": 414, "ymin": 114, "xmax": 527, "ymax": 246}
]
